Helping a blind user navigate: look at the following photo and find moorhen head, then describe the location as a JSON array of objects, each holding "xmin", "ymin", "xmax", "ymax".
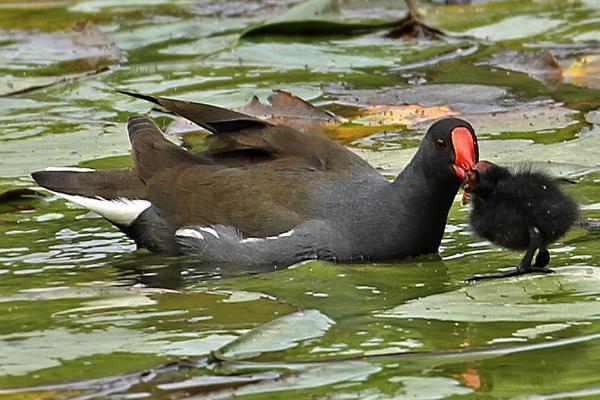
[
  {"xmin": 32, "ymin": 92, "xmax": 478, "ymax": 267},
  {"xmin": 463, "ymin": 160, "xmax": 579, "ymax": 282}
]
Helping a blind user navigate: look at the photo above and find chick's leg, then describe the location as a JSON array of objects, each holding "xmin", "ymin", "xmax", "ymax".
[{"xmin": 466, "ymin": 227, "xmax": 554, "ymax": 283}]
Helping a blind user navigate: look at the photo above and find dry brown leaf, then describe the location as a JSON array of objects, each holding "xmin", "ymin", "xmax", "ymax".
[{"xmin": 236, "ymin": 89, "xmax": 342, "ymax": 132}]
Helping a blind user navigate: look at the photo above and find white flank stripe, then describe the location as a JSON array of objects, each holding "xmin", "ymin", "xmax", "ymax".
[
  {"xmin": 266, "ymin": 229, "xmax": 295, "ymax": 240},
  {"xmin": 176, "ymin": 228, "xmax": 205, "ymax": 240},
  {"xmin": 199, "ymin": 227, "xmax": 219, "ymax": 239},
  {"xmin": 45, "ymin": 167, "xmax": 96, "ymax": 172},
  {"xmin": 240, "ymin": 237, "xmax": 262, "ymax": 243},
  {"xmin": 278, "ymin": 229, "xmax": 294, "ymax": 238},
  {"xmin": 50, "ymin": 191, "xmax": 151, "ymax": 226}
]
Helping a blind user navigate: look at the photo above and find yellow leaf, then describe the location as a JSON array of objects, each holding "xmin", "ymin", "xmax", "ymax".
[
  {"xmin": 562, "ymin": 54, "xmax": 600, "ymax": 89},
  {"xmin": 354, "ymin": 104, "xmax": 457, "ymax": 127}
]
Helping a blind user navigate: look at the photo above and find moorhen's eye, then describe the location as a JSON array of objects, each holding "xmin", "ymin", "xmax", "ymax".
[{"xmin": 435, "ymin": 138, "xmax": 447, "ymax": 150}]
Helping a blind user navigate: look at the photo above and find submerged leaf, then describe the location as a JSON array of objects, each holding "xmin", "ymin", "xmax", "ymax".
[
  {"xmin": 488, "ymin": 50, "xmax": 600, "ymax": 90},
  {"xmin": 0, "ymin": 188, "xmax": 45, "ymax": 203},
  {"xmin": 488, "ymin": 49, "xmax": 563, "ymax": 89},
  {"xmin": 213, "ymin": 309, "xmax": 335, "ymax": 361}
]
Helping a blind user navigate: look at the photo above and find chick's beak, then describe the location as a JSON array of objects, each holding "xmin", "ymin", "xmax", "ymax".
[
  {"xmin": 460, "ymin": 169, "xmax": 479, "ymax": 205},
  {"xmin": 451, "ymin": 127, "xmax": 478, "ymax": 180}
]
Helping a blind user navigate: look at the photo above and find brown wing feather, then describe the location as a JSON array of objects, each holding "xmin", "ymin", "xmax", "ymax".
[
  {"xmin": 119, "ymin": 90, "xmax": 269, "ymax": 133},
  {"xmin": 121, "ymin": 90, "xmax": 372, "ymax": 173},
  {"xmin": 127, "ymin": 116, "xmax": 211, "ymax": 182},
  {"xmin": 146, "ymin": 158, "xmax": 326, "ymax": 236}
]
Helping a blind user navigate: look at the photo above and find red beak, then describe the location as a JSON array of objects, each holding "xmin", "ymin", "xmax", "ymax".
[{"xmin": 451, "ymin": 127, "xmax": 477, "ymax": 180}]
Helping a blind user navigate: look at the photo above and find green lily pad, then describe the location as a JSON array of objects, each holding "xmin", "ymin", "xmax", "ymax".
[
  {"xmin": 213, "ymin": 309, "xmax": 335, "ymax": 361},
  {"xmin": 464, "ymin": 15, "xmax": 563, "ymax": 42},
  {"xmin": 378, "ymin": 266, "xmax": 600, "ymax": 322}
]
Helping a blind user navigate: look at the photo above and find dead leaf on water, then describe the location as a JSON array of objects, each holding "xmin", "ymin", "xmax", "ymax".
[
  {"xmin": 237, "ymin": 89, "xmax": 342, "ymax": 130},
  {"xmin": 72, "ymin": 20, "xmax": 116, "ymax": 48}
]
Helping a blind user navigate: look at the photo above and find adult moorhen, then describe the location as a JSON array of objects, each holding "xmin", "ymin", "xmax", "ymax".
[
  {"xmin": 32, "ymin": 92, "xmax": 478, "ymax": 266},
  {"xmin": 463, "ymin": 160, "xmax": 578, "ymax": 282}
]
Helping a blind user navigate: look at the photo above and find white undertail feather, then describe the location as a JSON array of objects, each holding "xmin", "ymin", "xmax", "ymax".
[
  {"xmin": 50, "ymin": 191, "xmax": 151, "ymax": 226},
  {"xmin": 45, "ymin": 167, "xmax": 96, "ymax": 172},
  {"xmin": 175, "ymin": 227, "xmax": 295, "ymax": 244}
]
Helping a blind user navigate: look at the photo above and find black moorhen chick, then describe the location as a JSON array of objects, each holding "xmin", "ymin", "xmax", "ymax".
[
  {"xmin": 31, "ymin": 92, "xmax": 478, "ymax": 266},
  {"xmin": 463, "ymin": 160, "xmax": 578, "ymax": 281}
]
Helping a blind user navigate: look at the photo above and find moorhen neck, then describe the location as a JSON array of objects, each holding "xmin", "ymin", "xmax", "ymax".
[
  {"xmin": 32, "ymin": 92, "xmax": 478, "ymax": 266},
  {"xmin": 463, "ymin": 161, "xmax": 578, "ymax": 282}
]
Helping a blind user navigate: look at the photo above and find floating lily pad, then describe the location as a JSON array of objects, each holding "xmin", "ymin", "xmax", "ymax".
[
  {"xmin": 378, "ymin": 266, "xmax": 600, "ymax": 322},
  {"xmin": 464, "ymin": 15, "xmax": 563, "ymax": 42},
  {"xmin": 157, "ymin": 371, "xmax": 281, "ymax": 391},
  {"xmin": 213, "ymin": 309, "xmax": 335, "ymax": 361}
]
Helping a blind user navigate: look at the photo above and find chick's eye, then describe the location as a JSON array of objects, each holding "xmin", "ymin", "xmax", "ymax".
[{"xmin": 435, "ymin": 138, "xmax": 447, "ymax": 150}]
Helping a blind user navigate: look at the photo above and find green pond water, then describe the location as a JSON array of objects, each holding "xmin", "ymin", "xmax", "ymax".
[{"xmin": 1, "ymin": 0, "xmax": 600, "ymax": 398}]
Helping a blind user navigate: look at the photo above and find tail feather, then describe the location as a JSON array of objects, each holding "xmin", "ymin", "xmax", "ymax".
[
  {"xmin": 31, "ymin": 168, "xmax": 150, "ymax": 227},
  {"xmin": 31, "ymin": 168, "xmax": 146, "ymax": 199}
]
